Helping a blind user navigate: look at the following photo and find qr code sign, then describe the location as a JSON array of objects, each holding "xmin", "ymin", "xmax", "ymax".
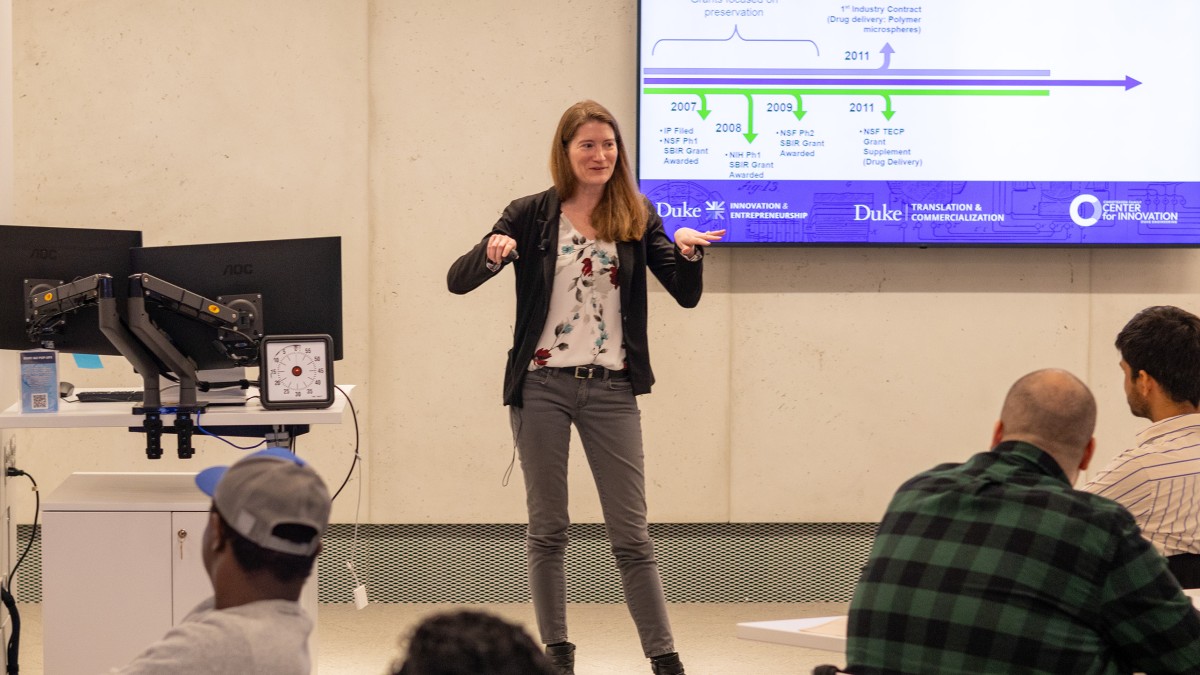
[{"xmin": 31, "ymin": 393, "xmax": 49, "ymax": 410}]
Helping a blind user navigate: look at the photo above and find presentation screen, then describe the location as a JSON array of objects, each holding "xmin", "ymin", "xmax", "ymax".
[{"xmin": 637, "ymin": 0, "xmax": 1200, "ymax": 245}]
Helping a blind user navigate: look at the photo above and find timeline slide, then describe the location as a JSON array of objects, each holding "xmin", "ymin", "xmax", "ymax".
[{"xmin": 637, "ymin": 0, "xmax": 1200, "ymax": 245}]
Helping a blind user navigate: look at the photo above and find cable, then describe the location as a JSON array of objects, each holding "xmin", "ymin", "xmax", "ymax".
[
  {"xmin": 327, "ymin": 385, "xmax": 368, "ymax": 608},
  {"xmin": 503, "ymin": 409, "xmax": 521, "ymax": 487},
  {"xmin": 3, "ymin": 468, "xmax": 38, "ymax": 674},
  {"xmin": 0, "ymin": 584, "xmax": 18, "ymax": 675},
  {"xmin": 196, "ymin": 379, "xmax": 253, "ymax": 393},
  {"xmin": 347, "ymin": 447, "xmax": 367, "ymax": 608},
  {"xmin": 330, "ymin": 385, "xmax": 360, "ymax": 502},
  {"xmin": 4, "ymin": 470, "xmax": 37, "ymax": 604},
  {"xmin": 194, "ymin": 412, "xmax": 267, "ymax": 451}
]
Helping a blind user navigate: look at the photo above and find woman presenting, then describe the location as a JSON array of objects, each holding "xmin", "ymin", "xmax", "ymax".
[{"xmin": 448, "ymin": 100, "xmax": 722, "ymax": 675}]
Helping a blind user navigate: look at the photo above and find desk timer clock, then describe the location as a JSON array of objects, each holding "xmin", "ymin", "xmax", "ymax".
[{"xmin": 258, "ymin": 334, "xmax": 335, "ymax": 410}]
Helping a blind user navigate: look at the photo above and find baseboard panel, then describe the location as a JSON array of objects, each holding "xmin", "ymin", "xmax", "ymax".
[{"xmin": 16, "ymin": 522, "xmax": 876, "ymax": 604}]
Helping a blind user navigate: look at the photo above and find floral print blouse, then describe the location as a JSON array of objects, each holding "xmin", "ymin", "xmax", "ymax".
[{"xmin": 528, "ymin": 214, "xmax": 625, "ymax": 372}]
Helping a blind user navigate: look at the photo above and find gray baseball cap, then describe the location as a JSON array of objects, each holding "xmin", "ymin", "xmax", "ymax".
[{"xmin": 195, "ymin": 447, "xmax": 331, "ymax": 557}]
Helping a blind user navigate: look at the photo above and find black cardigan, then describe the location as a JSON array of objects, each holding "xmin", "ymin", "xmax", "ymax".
[{"xmin": 447, "ymin": 187, "xmax": 705, "ymax": 407}]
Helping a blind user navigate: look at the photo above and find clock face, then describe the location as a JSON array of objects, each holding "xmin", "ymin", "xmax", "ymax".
[{"xmin": 259, "ymin": 336, "xmax": 334, "ymax": 408}]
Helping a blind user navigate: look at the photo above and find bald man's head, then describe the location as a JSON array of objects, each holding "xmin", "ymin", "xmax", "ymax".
[{"xmin": 998, "ymin": 369, "xmax": 1097, "ymax": 470}]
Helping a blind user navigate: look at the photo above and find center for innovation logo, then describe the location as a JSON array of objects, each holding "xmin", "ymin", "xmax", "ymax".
[
  {"xmin": 1069, "ymin": 194, "xmax": 1180, "ymax": 227},
  {"xmin": 1069, "ymin": 194, "xmax": 1102, "ymax": 227}
]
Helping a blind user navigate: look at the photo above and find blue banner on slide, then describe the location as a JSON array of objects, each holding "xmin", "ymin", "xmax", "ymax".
[
  {"xmin": 640, "ymin": 179, "xmax": 1200, "ymax": 246},
  {"xmin": 638, "ymin": 1, "xmax": 1200, "ymax": 245}
]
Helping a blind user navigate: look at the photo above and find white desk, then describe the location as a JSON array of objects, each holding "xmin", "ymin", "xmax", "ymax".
[
  {"xmin": 736, "ymin": 615, "xmax": 848, "ymax": 652},
  {"xmin": 738, "ymin": 590, "xmax": 1200, "ymax": 654},
  {"xmin": 0, "ymin": 386, "xmax": 352, "ymax": 428}
]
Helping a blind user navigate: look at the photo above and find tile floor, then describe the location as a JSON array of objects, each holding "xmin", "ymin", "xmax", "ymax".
[{"xmin": 13, "ymin": 601, "xmax": 851, "ymax": 674}]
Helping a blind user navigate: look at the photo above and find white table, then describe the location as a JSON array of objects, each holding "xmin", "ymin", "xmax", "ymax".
[
  {"xmin": 736, "ymin": 615, "xmax": 848, "ymax": 652},
  {"xmin": 0, "ymin": 386, "xmax": 351, "ymax": 428},
  {"xmin": 738, "ymin": 589, "xmax": 1200, "ymax": 653}
]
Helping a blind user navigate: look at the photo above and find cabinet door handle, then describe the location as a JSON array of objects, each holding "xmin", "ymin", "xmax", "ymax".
[{"xmin": 178, "ymin": 529, "xmax": 188, "ymax": 560}]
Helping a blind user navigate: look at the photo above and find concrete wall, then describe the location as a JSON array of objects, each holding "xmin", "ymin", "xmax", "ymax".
[{"xmin": 5, "ymin": 0, "xmax": 1198, "ymax": 526}]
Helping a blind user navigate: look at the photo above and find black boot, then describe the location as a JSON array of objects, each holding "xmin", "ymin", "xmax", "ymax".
[
  {"xmin": 650, "ymin": 652, "xmax": 686, "ymax": 675},
  {"xmin": 545, "ymin": 642, "xmax": 575, "ymax": 675}
]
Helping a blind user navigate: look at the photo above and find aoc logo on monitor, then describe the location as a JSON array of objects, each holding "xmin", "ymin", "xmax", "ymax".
[
  {"xmin": 29, "ymin": 248, "xmax": 57, "ymax": 260},
  {"xmin": 222, "ymin": 263, "xmax": 254, "ymax": 276}
]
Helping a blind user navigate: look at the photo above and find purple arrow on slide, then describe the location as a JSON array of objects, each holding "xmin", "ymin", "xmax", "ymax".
[{"xmin": 643, "ymin": 76, "xmax": 1143, "ymax": 90}]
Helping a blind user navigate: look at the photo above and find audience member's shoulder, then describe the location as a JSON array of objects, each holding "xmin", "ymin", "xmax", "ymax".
[
  {"xmin": 112, "ymin": 617, "xmax": 250, "ymax": 674},
  {"xmin": 893, "ymin": 458, "xmax": 973, "ymax": 491},
  {"xmin": 1070, "ymin": 485, "xmax": 1142, "ymax": 528},
  {"xmin": 218, "ymin": 599, "xmax": 310, "ymax": 627}
]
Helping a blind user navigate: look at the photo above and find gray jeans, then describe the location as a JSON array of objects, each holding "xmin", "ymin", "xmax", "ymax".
[{"xmin": 510, "ymin": 367, "xmax": 675, "ymax": 658}]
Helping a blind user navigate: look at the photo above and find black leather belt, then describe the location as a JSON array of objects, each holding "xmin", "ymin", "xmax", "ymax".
[{"xmin": 551, "ymin": 365, "xmax": 628, "ymax": 380}]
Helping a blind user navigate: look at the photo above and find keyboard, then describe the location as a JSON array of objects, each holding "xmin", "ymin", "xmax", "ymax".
[
  {"xmin": 75, "ymin": 387, "xmax": 250, "ymax": 406},
  {"xmin": 76, "ymin": 390, "xmax": 144, "ymax": 403}
]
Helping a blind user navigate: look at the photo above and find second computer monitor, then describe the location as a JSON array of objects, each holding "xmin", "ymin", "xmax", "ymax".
[
  {"xmin": 130, "ymin": 236, "xmax": 343, "ymax": 370},
  {"xmin": 0, "ymin": 224, "xmax": 143, "ymax": 355}
]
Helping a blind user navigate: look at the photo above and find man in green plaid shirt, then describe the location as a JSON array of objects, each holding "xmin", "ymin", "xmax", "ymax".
[{"xmin": 846, "ymin": 369, "xmax": 1200, "ymax": 674}]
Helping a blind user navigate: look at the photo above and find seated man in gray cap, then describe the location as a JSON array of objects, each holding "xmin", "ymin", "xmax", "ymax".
[{"xmin": 115, "ymin": 447, "xmax": 332, "ymax": 674}]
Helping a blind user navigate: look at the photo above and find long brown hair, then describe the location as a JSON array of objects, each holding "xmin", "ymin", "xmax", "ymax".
[{"xmin": 549, "ymin": 100, "xmax": 647, "ymax": 242}]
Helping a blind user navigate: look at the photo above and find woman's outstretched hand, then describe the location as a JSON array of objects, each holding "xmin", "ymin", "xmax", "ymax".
[{"xmin": 673, "ymin": 228, "xmax": 726, "ymax": 257}]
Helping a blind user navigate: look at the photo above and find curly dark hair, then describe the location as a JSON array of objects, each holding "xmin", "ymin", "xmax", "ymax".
[{"xmin": 392, "ymin": 610, "xmax": 557, "ymax": 675}]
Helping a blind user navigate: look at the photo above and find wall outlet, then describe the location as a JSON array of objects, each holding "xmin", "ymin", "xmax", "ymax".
[{"xmin": 2, "ymin": 437, "xmax": 14, "ymax": 473}]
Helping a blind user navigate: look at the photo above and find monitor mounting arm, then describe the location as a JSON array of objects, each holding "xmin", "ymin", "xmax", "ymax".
[
  {"xmin": 25, "ymin": 275, "xmax": 105, "ymax": 350},
  {"xmin": 126, "ymin": 273, "xmax": 263, "ymax": 406},
  {"xmin": 25, "ymin": 274, "xmax": 174, "ymax": 458},
  {"xmin": 126, "ymin": 273, "xmax": 263, "ymax": 459},
  {"xmin": 25, "ymin": 274, "xmax": 163, "ymax": 405}
]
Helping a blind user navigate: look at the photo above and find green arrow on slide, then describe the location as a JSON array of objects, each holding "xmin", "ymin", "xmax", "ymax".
[
  {"xmin": 791, "ymin": 94, "xmax": 807, "ymax": 122},
  {"xmin": 643, "ymin": 87, "xmax": 1049, "ymax": 133},
  {"xmin": 743, "ymin": 93, "xmax": 757, "ymax": 143}
]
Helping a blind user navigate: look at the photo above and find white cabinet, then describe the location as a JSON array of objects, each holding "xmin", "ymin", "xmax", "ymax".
[
  {"xmin": 42, "ymin": 472, "xmax": 318, "ymax": 674},
  {"xmin": 42, "ymin": 473, "xmax": 210, "ymax": 673},
  {"xmin": 0, "ymin": 390, "xmax": 347, "ymax": 673}
]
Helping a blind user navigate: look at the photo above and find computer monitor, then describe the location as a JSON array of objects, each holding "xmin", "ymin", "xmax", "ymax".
[
  {"xmin": 0, "ymin": 224, "xmax": 143, "ymax": 355},
  {"xmin": 130, "ymin": 236, "xmax": 343, "ymax": 370}
]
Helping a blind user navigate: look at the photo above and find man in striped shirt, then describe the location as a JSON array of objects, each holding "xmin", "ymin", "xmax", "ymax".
[{"xmin": 1083, "ymin": 305, "xmax": 1200, "ymax": 588}]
